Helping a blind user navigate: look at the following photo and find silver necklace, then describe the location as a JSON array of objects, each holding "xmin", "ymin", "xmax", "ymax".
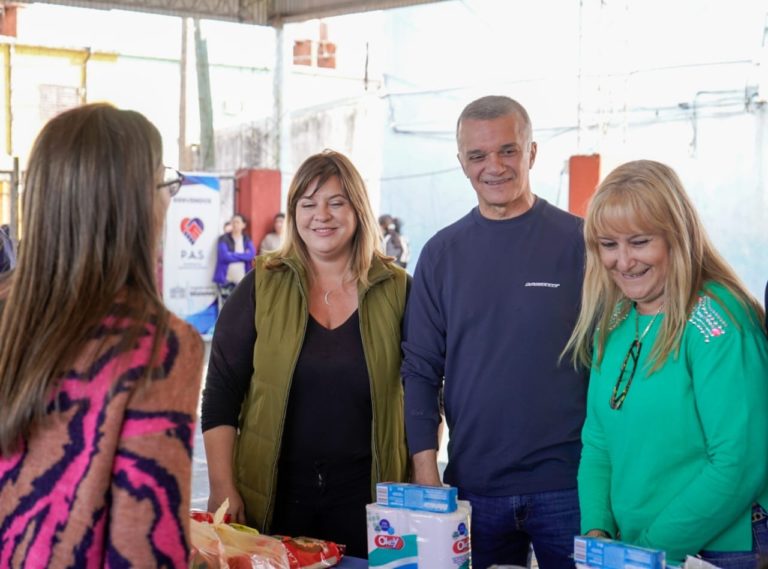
[
  {"xmin": 635, "ymin": 302, "xmax": 665, "ymax": 342},
  {"xmin": 321, "ymin": 279, "xmax": 350, "ymax": 305}
]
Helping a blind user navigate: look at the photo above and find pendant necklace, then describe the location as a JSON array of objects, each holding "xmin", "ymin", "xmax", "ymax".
[{"xmin": 321, "ymin": 276, "xmax": 350, "ymax": 305}]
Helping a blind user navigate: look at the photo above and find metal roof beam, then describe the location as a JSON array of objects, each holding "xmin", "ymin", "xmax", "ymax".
[
  {"xmin": 24, "ymin": 0, "xmax": 444, "ymax": 25},
  {"xmin": 30, "ymin": 0, "xmax": 270, "ymax": 24}
]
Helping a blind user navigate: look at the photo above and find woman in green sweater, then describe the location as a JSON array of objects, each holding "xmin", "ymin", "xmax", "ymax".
[{"xmin": 564, "ymin": 160, "xmax": 768, "ymax": 567}]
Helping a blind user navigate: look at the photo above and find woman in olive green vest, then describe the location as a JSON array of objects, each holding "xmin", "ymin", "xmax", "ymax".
[{"xmin": 201, "ymin": 150, "xmax": 409, "ymax": 558}]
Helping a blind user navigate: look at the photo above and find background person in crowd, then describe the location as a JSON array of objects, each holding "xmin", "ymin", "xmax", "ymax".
[
  {"xmin": 0, "ymin": 103, "xmax": 204, "ymax": 568},
  {"xmin": 213, "ymin": 213, "xmax": 255, "ymax": 307},
  {"xmin": 402, "ymin": 95, "xmax": 588, "ymax": 569},
  {"xmin": 391, "ymin": 217, "xmax": 410, "ymax": 268},
  {"xmin": 201, "ymin": 150, "xmax": 409, "ymax": 558},
  {"xmin": 565, "ymin": 159, "xmax": 768, "ymax": 568},
  {"xmin": 0, "ymin": 226, "xmax": 14, "ymax": 273},
  {"xmin": 378, "ymin": 213, "xmax": 408, "ymax": 268},
  {"xmin": 260, "ymin": 212, "xmax": 285, "ymax": 252}
]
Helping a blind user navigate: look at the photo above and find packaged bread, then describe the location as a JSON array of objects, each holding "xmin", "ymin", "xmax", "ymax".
[
  {"xmin": 189, "ymin": 500, "xmax": 290, "ymax": 569},
  {"xmin": 276, "ymin": 536, "xmax": 344, "ymax": 569}
]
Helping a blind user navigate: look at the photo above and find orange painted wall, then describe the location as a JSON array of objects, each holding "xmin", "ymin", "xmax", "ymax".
[
  {"xmin": 0, "ymin": 6, "xmax": 17, "ymax": 37},
  {"xmin": 568, "ymin": 154, "xmax": 601, "ymax": 218},
  {"xmin": 235, "ymin": 168, "xmax": 281, "ymax": 252}
]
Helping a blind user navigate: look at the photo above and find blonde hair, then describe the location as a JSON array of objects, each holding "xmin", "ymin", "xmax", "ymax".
[
  {"xmin": 265, "ymin": 149, "xmax": 388, "ymax": 285},
  {"xmin": 0, "ymin": 103, "xmax": 168, "ymax": 456},
  {"xmin": 564, "ymin": 159, "xmax": 764, "ymax": 370}
]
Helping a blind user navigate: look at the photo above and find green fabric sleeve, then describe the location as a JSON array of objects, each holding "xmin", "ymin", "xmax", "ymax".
[
  {"xmin": 634, "ymin": 292, "xmax": 768, "ymax": 560},
  {"xmin": 578, "ymin": 358, "xmax": 619, "ymax": 538}
]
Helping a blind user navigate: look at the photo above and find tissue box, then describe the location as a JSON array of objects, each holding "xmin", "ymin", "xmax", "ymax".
[
  {"xmin": 376, "ymin": 482, "xmax": 458, "ymax": 513},
  {"xmin": 367, "ymin": 501, "xmax": 471, "ymax": 568},
  {"xmin": 574, "ymin": 536, "xmax": 665, "ymax": 569}
]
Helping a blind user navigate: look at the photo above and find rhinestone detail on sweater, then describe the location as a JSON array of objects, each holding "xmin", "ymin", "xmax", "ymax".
[
  {"xmin": 608, "ymin": 300, "xmax": 631, "ymax": 331},
  {"xmin": 688, "ymin": 295, "xmax": 728, "ymax": 343}
]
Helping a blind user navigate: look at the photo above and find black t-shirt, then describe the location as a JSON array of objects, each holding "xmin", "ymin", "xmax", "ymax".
[
  {"xmin": 201, "ymin": 271, "xmax": 256, "ymax": 432},
  {"xmin": 279, "ymin": 311, "xmax": 372, "ymax": 489}
]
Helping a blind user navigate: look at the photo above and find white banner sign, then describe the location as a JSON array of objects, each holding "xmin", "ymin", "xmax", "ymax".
[{"xmin": 162, "ymin": 172, "xmax": 220, "ymax": 335}]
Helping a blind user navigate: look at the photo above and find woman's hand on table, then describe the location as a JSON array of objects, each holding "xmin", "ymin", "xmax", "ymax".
[
  {"xmin": 208, "ymin": 482, "xmax": 246, "ymax": 524},
  {"xmin": 202, "ymin": 426, "xmax": 245, "ymax": 523}
]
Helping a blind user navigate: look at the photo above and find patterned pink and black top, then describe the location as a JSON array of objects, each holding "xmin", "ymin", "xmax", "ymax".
[{"xmin": 0, "ymin": 309, "xmax": 204, "ymax": 568}]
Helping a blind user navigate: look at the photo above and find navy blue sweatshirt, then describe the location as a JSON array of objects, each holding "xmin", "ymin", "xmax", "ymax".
[{"xmin": 402, "ymin": 198, "xmax": 588, "ymax": 495}]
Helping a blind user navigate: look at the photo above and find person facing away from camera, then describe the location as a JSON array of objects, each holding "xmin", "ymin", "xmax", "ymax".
[
  {"xmin": 402, "ymin": 95, "xmax": 588, "ymax": 569},
  {"xmin": 0, "ymin": 103, "xmax": 204, "ymax": 567},
  {"xmin": 565, "ymin": 159, "xmax": 768, "ymax": 568},
  {"xmin": 201, "ymin": 149, "xmax": 409, "ymax": 558}
]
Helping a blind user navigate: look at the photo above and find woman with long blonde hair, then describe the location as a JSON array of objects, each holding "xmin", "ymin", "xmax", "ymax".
[{"xmin": 565, "ymin": 159, "xmax": 768, "ymax": 567}]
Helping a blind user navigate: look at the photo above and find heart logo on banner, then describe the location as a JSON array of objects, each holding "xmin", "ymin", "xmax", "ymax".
[{"xmin": 180, "ymin": 217, "xmax": 205, "ymax": 245}]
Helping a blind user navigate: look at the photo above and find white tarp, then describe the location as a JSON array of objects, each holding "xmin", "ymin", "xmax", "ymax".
[{"xmin": 162, "ymin": 172, "xmax": 220, "ymax": 336}]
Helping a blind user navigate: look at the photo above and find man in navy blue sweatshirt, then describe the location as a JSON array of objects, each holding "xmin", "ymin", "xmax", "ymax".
[{"xmin": 402, "ymin": 95, "xmax": 588, "ymax": 569}]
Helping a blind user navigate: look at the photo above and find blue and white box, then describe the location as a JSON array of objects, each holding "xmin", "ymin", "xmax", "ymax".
[
  {"xmin": 376, "ymin": 483, "xmax": 458, "ymax": 514},
  {"xmin": 573, "ymin": 536, "xmax": 666, "ymax": 569}
]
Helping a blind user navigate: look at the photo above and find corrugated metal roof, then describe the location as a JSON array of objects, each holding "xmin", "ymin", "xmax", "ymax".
[{"xmin": 27, "ymin": 0, "xmax": 445, "ymax": 25}]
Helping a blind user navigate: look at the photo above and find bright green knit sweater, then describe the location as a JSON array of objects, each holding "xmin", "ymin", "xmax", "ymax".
[{"xmin": 579, "ymin": 282, "xmax": 768, "ymax": 563}]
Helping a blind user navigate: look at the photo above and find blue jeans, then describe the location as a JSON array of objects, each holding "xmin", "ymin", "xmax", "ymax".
[
  {"xmin": 459, "ymin": 487, "xmax": 580, "ymax": 569},
  {"xmin": 698, "ymin": 504, "xmax": 768, "ymax": 569}
]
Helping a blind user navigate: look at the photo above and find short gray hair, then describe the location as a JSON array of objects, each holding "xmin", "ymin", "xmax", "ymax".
[{"xmin": 456, "ymin": 95, "xmax": 532, "ymax": 141}]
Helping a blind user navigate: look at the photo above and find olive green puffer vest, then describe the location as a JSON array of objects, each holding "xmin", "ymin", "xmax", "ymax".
[{"xmin": 234, "ymin": 255, "xmax": 409, "ymax": 532}]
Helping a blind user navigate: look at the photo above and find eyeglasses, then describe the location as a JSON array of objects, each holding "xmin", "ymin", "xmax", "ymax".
[
  {"xmin": 609, "ymin": 339, "xmax": 642, "ymax": 410},
  {"xmin": 609, "ymin": 302, "xmax": 664, "ymax": 410},
  {"xmin": 157, "ymin": 167, "xmax": 184, "ymax": 197}
]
